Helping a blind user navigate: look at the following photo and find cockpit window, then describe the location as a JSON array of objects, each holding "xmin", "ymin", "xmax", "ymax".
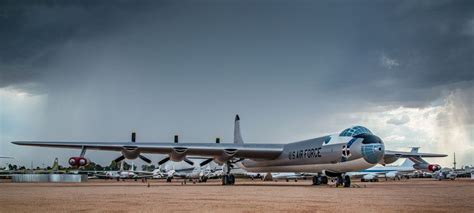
[{"xmin": 339, "ymin": 126, "xmax": 372, "ymax": 137}]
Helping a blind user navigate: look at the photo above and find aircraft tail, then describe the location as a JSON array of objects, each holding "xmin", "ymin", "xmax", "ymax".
[
  {"xmin": 234, "ymin": 114, "xmax": 244, "ymax": 144},
  {"xmin": 52, "ymin": 158, "xmax": 59, "ymax": 171},
  {"xmin": 400, "ymin": 147, "xmax": 428, "ymax": 167}
]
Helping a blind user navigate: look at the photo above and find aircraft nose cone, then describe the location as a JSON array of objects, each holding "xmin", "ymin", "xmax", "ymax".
[{"xmin": 359, "ymin": 135, "xmax": 385, "ymax": 164}]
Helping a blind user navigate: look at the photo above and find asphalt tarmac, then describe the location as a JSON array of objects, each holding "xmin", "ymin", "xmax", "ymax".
[{"xmin": 0, "ymin": 178, "xmax": 473, "ymax": 212}]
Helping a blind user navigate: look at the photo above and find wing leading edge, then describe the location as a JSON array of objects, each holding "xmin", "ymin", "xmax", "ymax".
[
  {"xmin": 384, "ymin": 150, "xmax": 447, "ymax": 158},
  {"xmin": 11, "ymin": 141, "xmax": 284, "ymax": 160}
]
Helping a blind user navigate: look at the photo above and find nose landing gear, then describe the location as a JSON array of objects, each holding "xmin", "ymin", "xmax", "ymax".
[{"xmin": 222, "ymin": 162, "xmax": 235, "ymax": 185}]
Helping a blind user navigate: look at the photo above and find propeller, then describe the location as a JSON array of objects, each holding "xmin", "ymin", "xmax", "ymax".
[
  {"xmin": 200, "ymin": 137, "xmax": 221, "ymax": 167},
  {"xmin": 183, "ymin": 158, "xmax": 194, "ymax": 166},
  {"xmin": 113, "ymin": 155, "xmax": 125, "ymax": 163},
  {"xmin": 158, "ymin": 157, "xmax": 170, "ymax": 165},
  {"xmin": 200, "ymin": 158, "xmax": 214, "ymax": 167},
  {"xmin": 138, "ymin": 155, "xmax": 152, "ymax": 164},
  {"xmin": 113, "ymin": 132, "xmax": 152, "ymax": 164},
  {"xmin": 158, "ymin": 157, "xmax": 194, "ymax": 166}
]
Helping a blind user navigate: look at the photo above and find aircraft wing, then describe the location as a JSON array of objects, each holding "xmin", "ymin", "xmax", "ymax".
[
  {"xmin": 384, "ymin": 150, "xmax": 447, "ymax": 158},
  {"xmin": 12, "ymin": 141, "xmax": 284, "ymax": 160}
]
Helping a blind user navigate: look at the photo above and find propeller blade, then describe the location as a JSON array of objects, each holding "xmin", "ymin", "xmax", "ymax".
[
  {"xmin": 138, "ymin": 155, "xmax": 152, "ymax": 164},
  {"xmin": 113, "ymin": 155, "xmax": 125, "ymax": 163},
  {"xmin": 183, "ymin": 158, "xmax": 194, "ymax": 166},
  {"xmin": 200, "ymin": 158, "xmax": 214, "ymax": 167},
  {"xmin": 233, "ymin": 158, "xmax": 245, "ymax": 163},
  {"xmin": 131, "ymin": 132, "xmax": 136, "ymax": 142},
  {"xmin": 158, "ymin": 157, "xmax": 170, "ymax": 165}
]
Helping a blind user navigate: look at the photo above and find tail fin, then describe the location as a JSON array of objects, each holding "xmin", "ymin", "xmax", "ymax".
[
  {"xmin": 401, "ymin": 147, "xmax": 428, "ymax": 167},
  {"xmin": 234, "ymin": 114, "xmax": 244, "ymax": 144},
  {"xmin": 52, "ymin": 158, "xmax": 59, "ymax": 171}
]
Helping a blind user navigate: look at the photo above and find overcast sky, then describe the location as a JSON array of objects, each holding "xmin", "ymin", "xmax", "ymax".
[{"xmin": 1, "ymin": 0, "xmax": 473, "ymax": 168}]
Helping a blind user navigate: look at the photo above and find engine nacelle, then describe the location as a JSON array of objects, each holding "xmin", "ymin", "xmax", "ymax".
[
  {"xmin": 362, "ymin": 174, "xmax": 376, "ymax": 181},
  {"xmin": 170, "ymin": 147, "xmax": 187, "ymax": 162},
  {"xmin": 413, "ymin": 163, "xmax": 441, "ymax": 172},
  {"xmin": 427, "ymin": 164, "xmax": 442, "ymax": 172},
  {"xmin": 68, "ymin": 157, "xmax": 90, "ymax": 167},
  {"xmin": 214, "ymin": 149, "xmax": 238, "ymax": 165},
  {"xmin": 121, "ymin": 147, "xmax": 140, "ymax": 159}
]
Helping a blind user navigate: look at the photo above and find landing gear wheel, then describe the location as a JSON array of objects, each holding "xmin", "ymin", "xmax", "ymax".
[
  {"xmin": 321, "ymin": 176, "xmax": 328, "ymax": 184},
  {"xmin": 222, "ymin": 174, "xmax": 235, "ymax": 185},
  {"xmin": 312, "ymin": 176, "xmax": 321, "ymax": 185},
  {"xmin": 343, "ymin": 175, "xmax": 351, "ymax": 188},
  {"xmin": 166, "ymin": 177, "xmax": 172, "ymax": 183},
  {"xmin": 336, "ymin": 176, "xmax": 343, "ymax": 187}
]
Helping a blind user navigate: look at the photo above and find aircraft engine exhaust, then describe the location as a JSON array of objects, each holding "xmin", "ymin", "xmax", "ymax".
[{"xmin": 68, "ymin": 157, "xmax": 89, "ymax": 167}]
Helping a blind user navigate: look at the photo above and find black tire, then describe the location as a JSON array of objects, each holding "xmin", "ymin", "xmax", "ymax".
[
  {"xmin": 336, "ymin": 176, "xmax": 343, "ymax": 187},
  {"xmin": 223, "ymin": 175, "xmax": 232, "ymax": 185},
  {"xmin": 343, "ymin": 175, "xmax": 351, "ymax": 188},
  {"xmin": 312, "ymin": 176, "xmax": 321, "ymax": 185},
  {"xmin": 321, "ymin": 176, "xmax": 328, "ymax": 184},
  {"xmin": 229, "ymin": 174, "xmax": 235, "ymax": 185}
]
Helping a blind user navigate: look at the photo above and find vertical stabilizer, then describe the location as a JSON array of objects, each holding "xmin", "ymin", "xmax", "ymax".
[
  {"xmin": 400, "ymin": 158, "xmax": 415, "ymax": 167},
  {"xmin": 233, "ymin": 114, "xmax": 244, "ymax": 144},
  {"xmin": 400, "ymin": 147, "xmax": 419, "ymax": 167}
]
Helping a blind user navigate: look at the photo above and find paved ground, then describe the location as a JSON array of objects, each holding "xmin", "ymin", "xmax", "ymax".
[{"xmin": 0, "ymin": 178, "xmax": 473, "ymax": 212}]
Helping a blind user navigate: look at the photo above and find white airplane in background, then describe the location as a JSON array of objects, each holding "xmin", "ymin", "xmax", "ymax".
[
  {"xmin": 0, "ymin": 156, "xmax": 13, "ymax": 171},
  {"xmin": 271, "ymin": 172, "xmax": 312, "ymax": 182},
  {"xmin": 95, "ymin": 161, "xmax": 151, "ymax": 180},
  {"xmin": 348, "ymin": 147, "xmax": 442, "ymax": 182},
  {"xmin": 12, "ymin": 114, "xmax": 447, "ymax": 187}
]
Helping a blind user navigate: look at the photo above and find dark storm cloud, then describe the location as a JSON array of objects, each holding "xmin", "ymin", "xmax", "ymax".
[
  {"xmin": 0, "ymin": 0, "xmax": 156, "ymax": 87},
  {"xmin": 2, "ymin": 0, "xmax": 474, "ymax": 167},
  {"xmin": 1, "ymin": 0, "xmax": 473, "ymax": 108}
]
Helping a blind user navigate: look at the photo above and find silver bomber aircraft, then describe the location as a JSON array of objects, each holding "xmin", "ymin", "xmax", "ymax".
[{"xmin": 12, "ymin": 115, "xmax": 446, "ymax": 187}]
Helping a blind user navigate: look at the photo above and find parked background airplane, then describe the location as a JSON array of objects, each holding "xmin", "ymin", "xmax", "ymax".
[
  {"xmin": 348, "ymin": 147, "xmax": 442, "ymax": 182},
  {"xmin": 12, "ymin": 114, "xmax": 447, "ymax": 187}
]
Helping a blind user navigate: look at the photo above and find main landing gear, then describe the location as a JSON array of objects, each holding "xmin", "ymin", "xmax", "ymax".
[
  {"xmin": 222, "ymin": 162, "xmax": 235, "ymax": 185},
  {"xmin": 313, "ymin": 174, "xmax": 351, "ymax": 187},
  {"xmin": 222, "ymin": 174, "xmax": 235, "ymax": 185},
  {"xmin": 335, "ymin": 175, "xmax": 351, "ymax": 188},
  {"xmin": 312, "ymin": 175, "xmax": 329, "ymax": 185}
]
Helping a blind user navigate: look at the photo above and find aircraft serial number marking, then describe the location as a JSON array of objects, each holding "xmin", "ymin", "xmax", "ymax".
[{"xmin": 288, "ymin": 147, "xmax": 322, "ymax": 160}]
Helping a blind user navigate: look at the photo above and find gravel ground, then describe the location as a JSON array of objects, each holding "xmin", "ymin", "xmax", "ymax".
[{"xmin": 0, "ymin": 178, "xmax": 473, "ymax": 212}]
